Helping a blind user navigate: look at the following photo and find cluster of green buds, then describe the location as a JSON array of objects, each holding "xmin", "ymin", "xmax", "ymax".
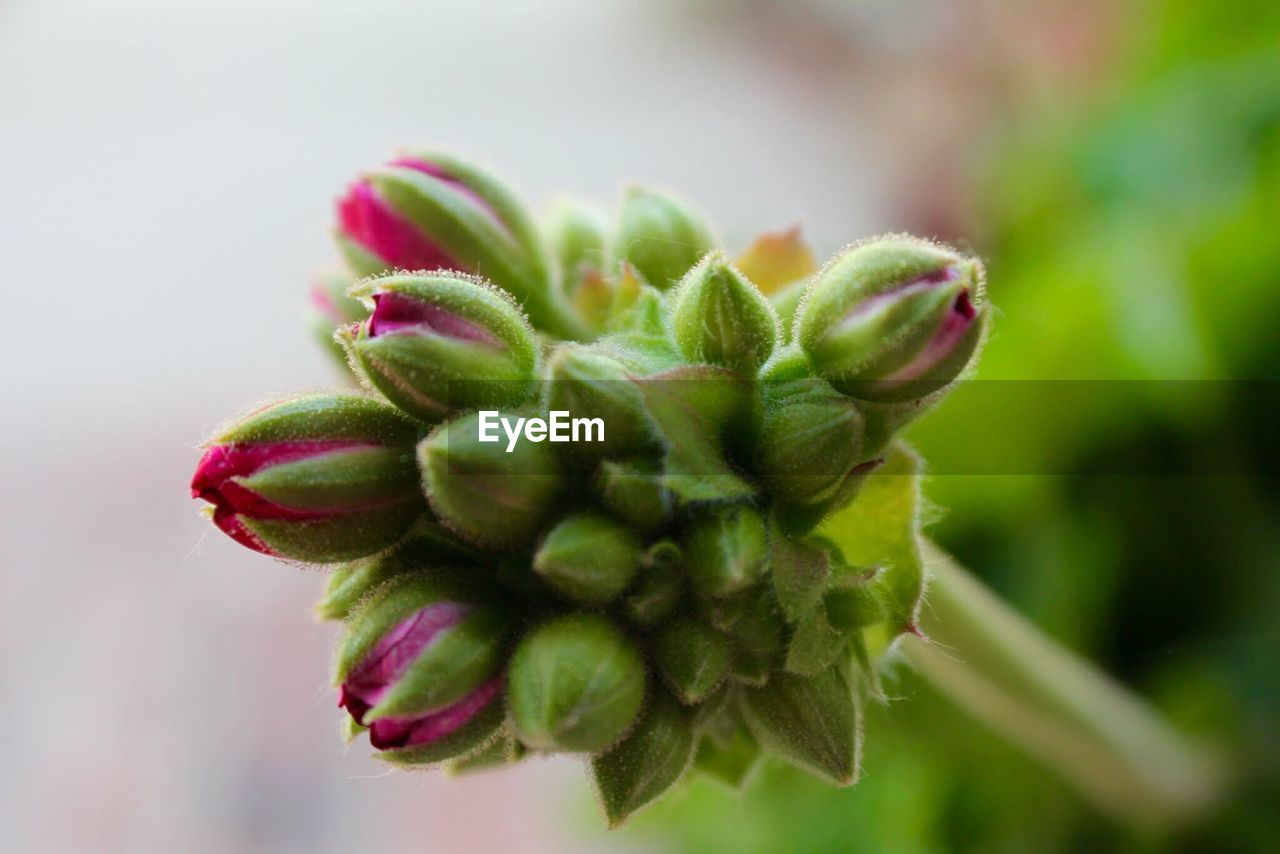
[{"xmin": 193, "ymin": 152, "xmax": 988, "ymax": 826}]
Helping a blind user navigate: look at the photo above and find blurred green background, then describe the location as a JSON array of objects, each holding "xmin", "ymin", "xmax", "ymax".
[{"xmin": 611, "ymin": 1, "xmax": 1280, "ymax": 850}]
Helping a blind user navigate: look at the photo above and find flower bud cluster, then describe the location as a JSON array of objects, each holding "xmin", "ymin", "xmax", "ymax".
[{"xmin": 193, "ymin": 153, "xmax": 988, "ymax": 826}]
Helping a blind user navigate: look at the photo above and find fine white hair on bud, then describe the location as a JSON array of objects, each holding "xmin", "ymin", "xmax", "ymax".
[{"xmin": 195, "ymin": 153, "xmax": 988, "ymax": 826}]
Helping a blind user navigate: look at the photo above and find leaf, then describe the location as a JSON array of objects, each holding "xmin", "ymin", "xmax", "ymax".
[
  {"xmin": 591, "ymin": 692, "xmax": 695, "ymax": 828},
  {"xmin": 818, "ymin": 441, "xmax": 925, "ymax": 634}
]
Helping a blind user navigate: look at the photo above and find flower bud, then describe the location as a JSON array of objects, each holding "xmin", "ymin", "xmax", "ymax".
[
  {"xmin": 756, "ymin": 377, "xmax": 864, "ymax": 505},
  {"xmin": 595, "ymin": 458, "xmax": 672, "ymax": 535},
  {"xmin": 418, "ymin": 409, "xmax": 564, "ymax": 550},
  {"xmin": 508, "ymin": 614, "xmax": 646, "ymax": 753},
  {"xmin": 543, "ymin": 344, "xmax": 657, "ymax": 459},
  {"xmin": 533, "ymin": 512, "xmax": 643, "ymax": 605},
  {"xmin": 308, "ymin": 266, "xmax": 366, "ymax": 370},
  {"xmin": 315, "ymin": 520, "xmax": 480, "ymax": 621},
  {"xmin": 734, "ymin": 226, "xmax": 818, "ymax": 294},
  {"xmin": 683, "ymin": 506, "xmax": 770, "ymax": 598},
  {"xmin": 670, "ymin": 253, "xmax": 780, "ymax": 375},
  {"xmin": 740, "ymin": 662, "xmax": 860, "ymax": 785},
  {"xmin": 591, "ymin": 691, "xmax": 694, "ymax": 827},
  {"xmin": 335, "ymin": 576, "xmax": 511, "ymax": 761},
  {"xmin": 614, "ymin": 185, "xmax": 714, "ymax": 289},
  {"xmin": 191, "ymin": 394, "xmax": 423, "ymax": 562},
  {"xmin": 652, "ymin": 617, "xmax": 730, "ymax": 705},
  {"xmin": 544, "ymin": 197, "xmax": 608, "ymax": 285},
  {"xmin": 337, "ymin": 153, "xmax": 585, "ymax": 339},
  {"xmin": 795, "ymin": 237, "xmax": 988, "ymax": 401},
  {"xmin": 341, "ymin": 274, "xmax": 539, "ymax": 423},
  {"xmin": 623, "ymin": 541, "xmax": 684, "ymax": 628}
]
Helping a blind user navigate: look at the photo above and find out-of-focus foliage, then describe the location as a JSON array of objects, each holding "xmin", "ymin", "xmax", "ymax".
[{"xmin": 609, "ymin": 0, "xmax": 1280, "ymax": 850}]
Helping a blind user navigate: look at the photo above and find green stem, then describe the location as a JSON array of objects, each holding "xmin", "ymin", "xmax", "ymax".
[{"xmin": 903, "ymin": 542, "xmax": 1228, "ymax": 829}]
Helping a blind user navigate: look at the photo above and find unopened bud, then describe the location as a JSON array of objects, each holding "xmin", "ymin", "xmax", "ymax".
[
  {"xmin": 335, "ymin": 576, "xmax": 511, "ymax": 761},
  {"xmin": 623, "ymin": 541, "xmax": 684, "ymax": 628},
  {"xmin": 342, "ymin": 274, "xmax": 539, "ymax": 422},
  {"xmin": 683, "ymin": 506, "xmax": 770, "ymax": 598},
  {"xmin": 595, "ymin": 458, "xmax": 672, "ymax": 535},
  {"xmin": 418, "ymin": 409, "xmax": 565, "ymax": 550},
  {"xmin": 795, "ymin": 237, "xmax": 987, "ymax": 401},
  {"xmin": 543, "ymin": 344, "xmax": 656, "ymax": 458},
  {"xmin": 508, "ymin": 614, "xmax": 646, "ymax": 753},
  {"xmin": 190, "ymin": 394, "xmax": 423, "ymax": 562},
  {"xmin": 534, "ymin": 512, "xmax": 643, "ymax": 605},
  {"xmin": 614, "ymin": 185, "xmax": 714, "ymax": 289},
  {"xmin": 670, "ymin": 253, "xmax": 779, "ymax": 375},
  {"xmin": 337, "ymin": 153, "xmax": 585, "ymax": 339},
  {"xmin": 756, "ymin": 377, "xmax": 864, "ymax": 505},
  {"xmin": 652, "ymin": 617, "xmax": 730, "ymax": 704}
]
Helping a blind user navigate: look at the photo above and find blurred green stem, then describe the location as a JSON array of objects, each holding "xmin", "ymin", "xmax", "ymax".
[{"xmin": 904, "ymin": 542, "xmax": 1227, "ymax": 829}]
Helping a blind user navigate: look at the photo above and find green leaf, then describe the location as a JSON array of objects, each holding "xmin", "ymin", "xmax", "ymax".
[
  {"xmin": 591, "ymin": 692, "xmax": 695, "ymax": 827},
  {"xmin": 818, "ymin": 441, "xmax": 925, "ymax": 634}
]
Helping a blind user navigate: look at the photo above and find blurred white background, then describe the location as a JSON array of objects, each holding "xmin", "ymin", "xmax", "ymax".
[{"xmin": 0, "ymin": 0, "xmax": 978, "ymax": 849}]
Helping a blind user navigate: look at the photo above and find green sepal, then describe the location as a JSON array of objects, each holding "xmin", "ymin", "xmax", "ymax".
[
  {"xmin": 240, "ymin": 507, "xmax": 421, "ymax": 565},
  {"xmin": 340, "ymin": 713, "xmax": 368, "ymax": 744},
  {"xmin": 683, "ymin": 506, "xmax": 770, "ymax": 598},
  {"xmin": 375, "ymin": 695, "xmax": 506, "ymax": 767},
  {"xmin": 214, "ymin": 393, "xmax": 420, "ymax": 446},
  {"xmin": 614, "ymin": 185, "xmax": 715, "ymax": 290},
  {"xmin": 623, "ymin": 541, "xmax": 685, "ymax": 628},
  {"xmin": 740, "ymin": 662, "xmax": 861, "ymax": 785},
  {"xmin": 634, "ymin": 364, "xmax": 756, "ymax": 503},
  {"xmin": 785, "ymin": 605, "xmax": 844, "ymax": 676},
  {"xmin": 508, "ymin": 613, "xmax": 647, "ymax": 753},
  {"xmin": 652, "ymin": 618, "xmax": 731, "ymax": 704},
  {"xmin": 239, "ymin": 446, "xmax": 419, "ymax": 512},
  {"xmin": 418, "ymin": 408, "xmax": 565, "ymax": 550},
  {"xmin": 729, "ymin": 649, "xmax": 772, "ymax": 687},
  {"xmin": 669, "ymin": 253, "xmax": 779, "ymax": 375},
  {"xmin": 694, "ymin": 704, "xmax": 762, "ymax": 790},
  {"xmin": 755, "ymin": 377, "xmax": 864, "ymax": 506},
  {"xmin": 769, "ymin": 531, "xmax": 831, "ymax": 622},
  {"xmin": 732, "ymin": 587, "xmax": 785, "ymax": 660},
  {"xmin": 315, "ymin": 519, "xmax": 481, "ymax": 621},
  {"xmin": 534, "ymin": 512, "xmax": 643, "ymax": 605},
  {"xmin": 446, "ymin": 727, "xmax": 527, "ymax": 776},
  {"xmin": 591, "ymin": 691, "xmax": 695, "ymax": 828},
  {"xmin": 595, "ymin": 458, "xmax": 672, "ymax": 535}
]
